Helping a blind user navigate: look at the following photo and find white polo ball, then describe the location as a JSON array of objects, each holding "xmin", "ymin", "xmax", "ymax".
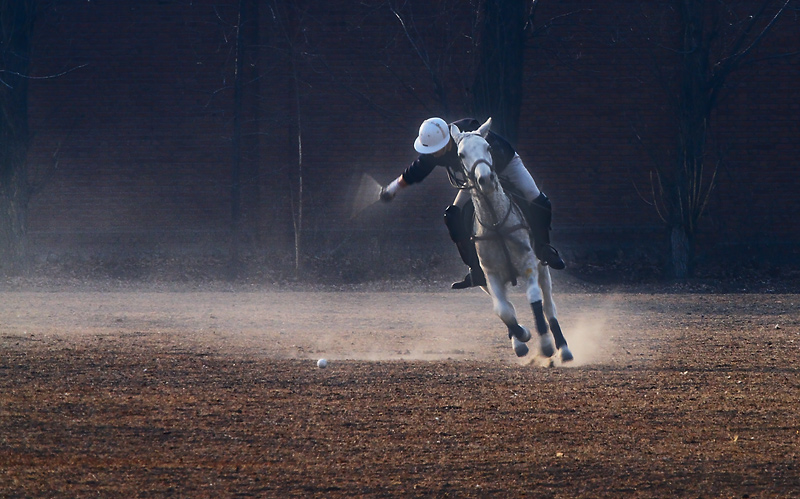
[{"xmin": 317, "ymin": 358, "xmax": 328, "ymax": 369}]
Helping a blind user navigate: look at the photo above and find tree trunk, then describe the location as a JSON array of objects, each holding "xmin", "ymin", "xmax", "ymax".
[
  {"xmin": 228, "ymin": 0, "xmax": 246, "ymax": 278},
  {"xmin": 291, "ymin": 59, "xmax": 303, "ymax": 275},
  {"xmin": 670, "ymin": 225, "xmax": 690, "ymax": 279},
  {"xmin": 472, "ymin": 0, "xmax": 526, "ymax": 144},
  {"xmin": 669, "ymin": 0, "xmax": 708, "ymax": 279},
  {"xmin": 0, "ymin": 166, "xmax": 28, "ymax": 273},
  {"xmin": 0, "ymin": 0, "xmax": 35, "ymax": 274}
]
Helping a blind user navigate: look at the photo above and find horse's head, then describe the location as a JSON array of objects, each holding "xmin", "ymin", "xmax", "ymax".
[{"xmin": 450, "ymin": 118, "xmax": 496, "ymax": 194}]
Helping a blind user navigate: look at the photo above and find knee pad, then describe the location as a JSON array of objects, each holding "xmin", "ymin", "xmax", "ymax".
[
  {"xmin": 527, "ymin": 192, "xmax": 552, "ymax": 231},
  {"xmin": 530, "ymin": 192, "xmax": 551, "ymax": 212},
  {"xmin": 444, "ymin": 205, "xmax": 466, "ymax": 243},
  {"xmin": 444, "ymin": 201, "xmax": 475, "ymax": 242}
]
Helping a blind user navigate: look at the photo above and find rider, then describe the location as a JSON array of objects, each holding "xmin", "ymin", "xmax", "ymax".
[{"xmin": 380, "ymin": 117, "xmax": 565, "ymax": 289}]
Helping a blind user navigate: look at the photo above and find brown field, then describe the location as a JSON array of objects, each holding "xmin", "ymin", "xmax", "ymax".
[{"xmin": 1, "ymin": 280, "xmax": 799, "ymax": 497}]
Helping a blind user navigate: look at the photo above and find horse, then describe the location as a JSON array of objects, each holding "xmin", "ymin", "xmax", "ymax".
[{"xmin": 450, "ymin": 118, "xmax": 572, "ymax": 362}]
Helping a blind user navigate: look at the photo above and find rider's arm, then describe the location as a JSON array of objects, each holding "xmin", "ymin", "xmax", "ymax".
[
  {"xmin": 379, "ymin": 175, "xmax": 408, "ymax": 202},
  {"xmin": 380, "ymin": 155, "xmax": 437, "ymax": 202},
  {"xmin": 401, "ymin": 155, "xmax": 438, "ymax": 185}
]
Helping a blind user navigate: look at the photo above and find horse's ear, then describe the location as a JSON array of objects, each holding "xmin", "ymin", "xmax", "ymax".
[
  {"xmin": 450, "ymin": 124, "xmax": 463, "ymax": 143},
  {"xmin": 477, "ymin": 117, "xmax": 492, "ymax": 138}
]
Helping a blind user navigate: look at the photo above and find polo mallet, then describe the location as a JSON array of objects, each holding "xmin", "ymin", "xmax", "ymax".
[{"xmin": 350, "ymin": 173, "xmax": 383, "ymax": 219}]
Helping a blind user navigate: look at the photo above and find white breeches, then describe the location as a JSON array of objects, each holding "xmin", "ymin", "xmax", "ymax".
[{"xmin": 452, "ymin": 154, "xmax": 541, "ymax": 208}]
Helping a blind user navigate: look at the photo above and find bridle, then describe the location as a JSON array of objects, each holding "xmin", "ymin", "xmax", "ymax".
[{"xmin": 453, "ymin": 147, "xmax": 527, "ymax": 239}]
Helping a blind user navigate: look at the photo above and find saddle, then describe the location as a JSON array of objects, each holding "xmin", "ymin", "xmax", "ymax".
[
  {"xmin": 465, "ymin": 187, "xmax": 531, "ymax": 244},
  {"xmin": 462, "ymin": 192, "xmax": 531, "ymax": 288}
]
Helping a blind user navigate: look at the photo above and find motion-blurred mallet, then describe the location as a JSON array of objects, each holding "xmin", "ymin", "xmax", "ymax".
[{"xmin": 350, "ymin": 173, "xmax": 383, "ymax": 219}]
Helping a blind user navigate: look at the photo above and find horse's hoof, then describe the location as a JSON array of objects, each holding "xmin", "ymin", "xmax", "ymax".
[
  {"xmin": 512, "ymin": 337, "xmax": 529, "ymax": 357},
  {"xmin": 539, "ymin": 334, "xmax": 555, "ymax": 358},
  {"xmin": 560, "ymin": 346, "xmax": 574, "ymax": 362}
]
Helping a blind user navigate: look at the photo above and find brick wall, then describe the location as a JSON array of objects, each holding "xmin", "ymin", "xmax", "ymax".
[{"xmin": 23, "ymin": 0, "xmax": 800, "ymax": 268}]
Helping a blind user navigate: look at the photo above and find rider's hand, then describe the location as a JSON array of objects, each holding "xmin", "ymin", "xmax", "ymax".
[
  {"xmin": 379, "ymin": 186, "xmax": 396, "ymax": 202},
  {"xmin": 380, "ymin": 177, "xmax": 404, "ymax": 202}
]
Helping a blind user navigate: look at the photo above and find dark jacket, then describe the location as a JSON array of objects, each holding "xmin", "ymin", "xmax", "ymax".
[{"xmin": 400, "ymin": 118, "xmax": 517, "ymax": 185}]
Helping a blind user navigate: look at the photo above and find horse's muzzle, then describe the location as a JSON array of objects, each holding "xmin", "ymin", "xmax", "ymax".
[{"xmin": 477, "ymin": 171, "xmax": 496, "ymax": 189}]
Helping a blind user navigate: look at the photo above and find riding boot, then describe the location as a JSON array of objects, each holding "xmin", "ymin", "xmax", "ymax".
[
  {"xmin": 451, "ymin": 240, "xmax": 486, "ymax": 289},
  {"xmin": 525, "ymin": 193, "xmax": 566, "ymax": 270},
  {"xmin": 444, "ymin": 203, "xmax": 486, "ymax": 289}
]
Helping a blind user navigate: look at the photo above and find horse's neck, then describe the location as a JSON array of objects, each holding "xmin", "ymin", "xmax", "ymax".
[{"xmin": 471, "ymin": 185, "xmax": 514, "ymax": 228}]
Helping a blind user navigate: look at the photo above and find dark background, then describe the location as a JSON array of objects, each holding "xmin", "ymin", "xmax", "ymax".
[{"xmin": 18, "ymin": 0, "xmax": 800, "ymax": 283}]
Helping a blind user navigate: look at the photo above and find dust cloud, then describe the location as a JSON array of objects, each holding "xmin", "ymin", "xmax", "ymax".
[
  {"xmin": 557, "ymin": 298, "xmax": 616, "ymax": 366},
  {"xmin": 0, "ymin": 286, "xmax": 631, "ymax": 367},
  {"xmin": 304, "ymin": 290, "xmax": 628, "ymax": 366}
]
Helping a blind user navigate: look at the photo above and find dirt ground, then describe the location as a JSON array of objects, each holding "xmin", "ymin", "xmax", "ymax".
[{"xmin": 1, "ymin": 277, "xmax": 799, "ymax": 497}]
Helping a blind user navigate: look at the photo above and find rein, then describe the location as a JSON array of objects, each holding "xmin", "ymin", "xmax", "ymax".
[{"xmin": 459, "ymin": 157, "xmax": 527, "ymax": 240}]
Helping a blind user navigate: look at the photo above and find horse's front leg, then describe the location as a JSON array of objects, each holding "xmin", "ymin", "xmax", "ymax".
[
  {"xmin": 485, "ymin": 272, "xmax": 530, "ymax": 357},
  {"xmin": 521, "ymin": 259, "xmax": 555, "ymax": 358},
  {"xmin": 538, "ymin": 263, "xmax": 572, "ymax": 362}
]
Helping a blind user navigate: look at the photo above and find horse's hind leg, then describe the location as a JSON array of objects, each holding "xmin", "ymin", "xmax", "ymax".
[
  {"xmin": 485, "ymin": 274, "xmax": 530, "ymax": 357},
  {"xmin": 538, "ymin": 265, "xmax": 573, "ymax": 362}
]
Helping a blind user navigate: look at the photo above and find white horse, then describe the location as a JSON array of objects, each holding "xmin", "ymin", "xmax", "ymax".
[{"xmin": 450, "ymin": 118, "xmax": 572, "ymax": 362}]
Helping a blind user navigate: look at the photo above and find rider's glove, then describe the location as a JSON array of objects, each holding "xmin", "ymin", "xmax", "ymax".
[
  {"xmin": 380, "ymin": 178, "xmax": 402, "ymax": 202},
  {"xmin": 379, "ymin": 187, "xmax": 395, "ymax": 202}
]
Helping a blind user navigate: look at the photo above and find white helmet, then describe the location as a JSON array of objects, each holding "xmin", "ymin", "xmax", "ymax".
[{"xmin": 414, "ymin": 117, "xmax": 450, "ymax": 154}]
